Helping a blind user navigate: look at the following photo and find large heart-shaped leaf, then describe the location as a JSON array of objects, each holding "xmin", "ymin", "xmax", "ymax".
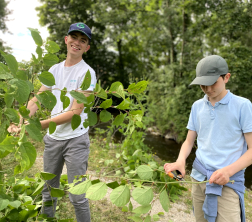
[{"xmin": 110, "ymin": 185, "xmax": 130, "ymax": 207}]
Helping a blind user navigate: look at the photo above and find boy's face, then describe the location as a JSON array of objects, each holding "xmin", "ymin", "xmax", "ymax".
[
  {"xmin": 200, "ymin": 73, "xmax": 231, "ymax": 101},
  {"xmin": 65, "ymin": 31, "xmax": 90, "ymax": 57}
]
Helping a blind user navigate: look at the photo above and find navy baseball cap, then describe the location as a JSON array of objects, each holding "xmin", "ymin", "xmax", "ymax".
[{"xmin": 68, "ymin": 22, "xmax": 92, "ymax": 40}]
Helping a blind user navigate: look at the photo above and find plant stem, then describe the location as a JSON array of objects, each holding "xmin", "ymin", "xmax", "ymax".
[{"xmin": 99, "ymin": 175, "xmax": 235, "ymax": 185}]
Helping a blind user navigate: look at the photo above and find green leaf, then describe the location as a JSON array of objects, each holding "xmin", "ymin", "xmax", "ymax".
[
  {"xmin": 32, "ymin": 181, "xmax": 45, "ymax": 196},
  {"xmin": 0, "ymin": 136, "xmax": 18, "ymax": 152},
  {"xmin": 106, "ymin": 181, "xmax": 120, "ymax": 189},
  {"xmin": 35, "ymin": 91, "xmax": 57, "ymax": 110},
  {"xmin": 129, "ymin": 201, "xmax": 133, "ymax": 211},
  {"xmin": 41, "ymin": 172, "xmax": 56, "ymax": 181},
  {"xmin": 5, "ymin": 108, "xmax": 20, "ymax": 124},
  {"xmin": 19, "ymin": 142, "xmax": 37, "ymax": 170},
  {"xmin": 132, "ymin": 187, "xmax": 154, "ymax": 206},
  {"xmin": 99, "ymin": 110, "xmax": 111, "ymax": 122},
  {"xmin": 87, "ymin": 93, "xmax": 95, "ymax": 104},
  {"xmin": 38, "ymin": 71, "xmax": 56, "ymax": 86},
  {"xmin": 83, "ymin": 120, "xmax": 89, "ymax": 128},
  {"xmin": 159, "ymin": 189, "xmax": 170, "ymax": 212},
  {"xmin": 32, "ymin": 53, "xmax": 38, "ymax": 65},
  {"xmin": 0, "ymin": 72, "xmax": 13, "ymax": 80},
  {"xmin": 122, "ymin": 206, "xmax": 128, "ymax": 212},
  {"xmin": 28, "ymin": 118, "xmax": 42, "ymax": 130},
  {"xmin": 80, "ymin": 70, "xmax": 91, "ymax": 90},
  {"xmin": 129, "ymin": 110, "xmax": 143, "ymax": 118},
  {"xmin": 87, "ymin": 110, "xmax": 97, "ymax": 126},
  {"xmin": 116, "ymin": 98, "xmax": 130, "ymax": 110},
  {"xmin": 8, "ymin": 200, "xmax": 21, "ymax": 209},
  {"xmin": 0, "ymin": 50, "xmax": 18, "ymax": 75},
  {"xmin": 26, "ymin": 80, "xmax": 34, "ymax": 92},
  {"xmin": 96, "ymin": 87, "xmax": 107, "ymax": 99},
  {"xmin": 132, "ymin": 204, "xmax": 151, "ymax": 214},
  {"xmin": 51, "ymin": 187, "xmax": 65, "ymax": 198},
  {"xmin": 100, "ymin": 99, "xmax": 112, "ymax": 109},
  {"xmin": 110, "ymin": 82, "xmax": 125, "ymax": 99},
  {"xmin": 86, "ymin": 182, "xmax": 108, "ymax": 200},
  {"xmin": 12, "ymin": 184, "xmax": 25, "ymax": 194},
  {"xmin": 136, "ymin": 165, "xmax": 154, "ymax": 180},
  {"xmin": 19, "ymin": 106, "xmax": 30, "ymax": 118},
  {"xmin": 136, "ymin": 121, "xmax": 143, "ymax": 128},
  {"xmin": 0, "ymin": 199, "xmax": 9, "ymax": 211},
  {"xmin": 153, "ymin": 214, "xmax": 160, "ymax": 221},
  {"xmin": 60, "ymin": 87, "xmax": 67, "ymax": 98},
  {"xmin": 14, "ymin": 164, "xmax": 21, "ymax": 175},
  {"xmin": 28, "ymin": 28, "xmax": 43, "ymax": 46},
  {"xmin": 71, "ymin": 114, "xmax": 81, "ymax": 130},
  {"xmin": 113, "ymin": 113, "xmax": 125, "ymax": 127},
  {"xmin": 62, "ymin": 96, "xmax": 70, "ymax": 110},
  {"xmin": 43, "ymin": 53, "xmax": 59, "ymax": 67},
  {"xmin": 110, "ymin": 185, "xmax": 130, "ymax": 207},
  {"xmin": 19, "ymin": 209, "xmax": 38, "ymax": 221},
  {"xmin": 128, "ymin": 81, "xmax": 148, "ymax": 94},
  {"xmin": 49, "ymin": 121, "xmax": 57, "ymax": 134},
  {"xmin": 25, "ymin": 124, "xmax": 43, "ymax": 141},
  {"xmin": 144, "ymin": 216, "xmax": 151, "ymax": 222},
  {"xmin": 0, "ymin": 62, "xmax": 9, "ymax": 72},
  {"xmin": 127, "ymin": 215, "xmax": 142, "ymax": 222},
  {"xmin": 69, "ymin": 180, "xmax": 92, "ymax": 195},
  {"xmin": 7, "ymin": 209, "xmax": 19, "ymax": 220},
  {"xmin": 45, "ymin": 41, "xmax": 60, "ymax": 54},
  {"xmin": 36, "ymin": 46, "xmax": 43, "ymax": 59},
  {"xmin": 4, "ymin": 89, "xmax": 14, "ymax": 108},
  {"xmin": 9, "ymin": 79, "xmax": 30, "ymax": 104},
  {"xmin": 16, "ymin": 70, "xmax": 28, "ymax": 80},
  {"xmin": 70, "ymin": 91, "xmax": 88, "ymax": 104}
]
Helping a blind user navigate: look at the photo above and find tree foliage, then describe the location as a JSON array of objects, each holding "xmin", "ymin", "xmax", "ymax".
[{"xmin": 36, "ymin": 0, "xmax": 252, "ymax": 142}]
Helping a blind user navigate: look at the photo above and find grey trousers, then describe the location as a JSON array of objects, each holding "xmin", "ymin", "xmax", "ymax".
[{"xmin": 42, "ymin": 133, "xmax": 91, "ymax": 222}]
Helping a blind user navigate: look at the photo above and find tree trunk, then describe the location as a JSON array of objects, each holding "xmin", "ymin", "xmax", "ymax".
[{"xmin": 117, "ymin": 39, "xmax": 127, "ymax": 86}]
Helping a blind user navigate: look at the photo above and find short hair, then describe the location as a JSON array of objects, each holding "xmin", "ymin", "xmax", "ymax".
[{"xmin": 220, "ymin": 74, "xmax": 226, "ymax": 79}]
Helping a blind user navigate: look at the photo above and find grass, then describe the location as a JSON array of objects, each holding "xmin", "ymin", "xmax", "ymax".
[{"xmin": 1, "ymin": 133, "xmax": 252, "ymax": 222}]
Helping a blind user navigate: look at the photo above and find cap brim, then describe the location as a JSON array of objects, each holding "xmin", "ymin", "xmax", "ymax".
[
  {"xmin": 189, "ymin": 75, "xmax": 220, "ymax": 86},
  {"xmin": 68, "ymin": 30, "xmax": 91, "ymax": 39}
]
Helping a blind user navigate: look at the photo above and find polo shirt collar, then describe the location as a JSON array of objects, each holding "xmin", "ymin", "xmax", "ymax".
[{"xmin": 203, "ymin": 90, "xmax": 232, "ymax": 105}]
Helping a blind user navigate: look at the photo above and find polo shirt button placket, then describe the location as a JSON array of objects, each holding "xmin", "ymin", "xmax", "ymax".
[{"xmin": 210, "ymin": 106, "xmax": 215, "ymax": 120}]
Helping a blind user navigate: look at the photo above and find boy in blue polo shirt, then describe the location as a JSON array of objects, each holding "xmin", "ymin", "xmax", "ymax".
[{"xmin": 164, "ymin": 55, "xmax": 252, "ymax": 222}]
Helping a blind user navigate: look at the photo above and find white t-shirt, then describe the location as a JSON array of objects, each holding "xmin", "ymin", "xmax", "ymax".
[{"xmin": 43, "ymin": 60, "xmax": 97, "ymax": 140}]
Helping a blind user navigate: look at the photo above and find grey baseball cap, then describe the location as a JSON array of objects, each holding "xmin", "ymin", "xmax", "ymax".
[{"xmin": 190, "ymin": 55, "xmax": 229, "ymax": 86}]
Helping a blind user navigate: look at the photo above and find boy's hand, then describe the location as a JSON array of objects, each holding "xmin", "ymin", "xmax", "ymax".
[
  {"xmin": 209, "ymin": 168, "xmax": 230, "ymax": 185},
  {"xmin": 163, "ymin": 161, "xmax": 186, "ymax": 178},
  {"xmin": 8, "ymin": 124, "xmax": 21, "ymax": 134}
]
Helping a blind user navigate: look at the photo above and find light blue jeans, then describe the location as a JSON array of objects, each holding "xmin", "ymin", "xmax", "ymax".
[{"xmin": 42, "ymin": 133, "xmax": 91, "ymax": 222}]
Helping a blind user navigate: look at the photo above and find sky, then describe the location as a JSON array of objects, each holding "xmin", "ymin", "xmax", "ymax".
[{"xmin": 0, "ymin": 0, "xmax": 50, "ymax": 62}]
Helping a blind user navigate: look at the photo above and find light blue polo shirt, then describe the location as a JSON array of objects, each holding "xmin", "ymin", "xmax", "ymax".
[{"xmin": 187, "ymin": 90, "xmax": 252, "ymax": 181}]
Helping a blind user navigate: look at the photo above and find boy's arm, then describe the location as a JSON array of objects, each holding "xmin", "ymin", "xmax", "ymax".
[
  {"xmin": 40, "ymin": 90, "xmax": 92, "ymax": 129},
  {"xmin": 164, "ymin": 130, "xmax": 197, "ymax": 177},
  {"xmin": 209, "ymin": 132, "xmax": 252, "ymax": 185}
]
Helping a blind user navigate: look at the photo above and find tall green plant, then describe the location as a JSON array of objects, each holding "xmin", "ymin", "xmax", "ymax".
[{"xmin": 0, "ymin": 28, "xmax": 153, "ymax": 221}]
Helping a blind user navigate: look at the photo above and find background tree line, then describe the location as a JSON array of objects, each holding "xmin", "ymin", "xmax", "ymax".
[{"xmin": 1, "ymin": 0, "xmax": 252, "ymax": 142}]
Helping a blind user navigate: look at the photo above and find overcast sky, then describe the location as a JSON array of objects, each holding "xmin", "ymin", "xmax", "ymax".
[{"xmin": 0, "ymin": 0, "xmax": 49, "ymax": 62}]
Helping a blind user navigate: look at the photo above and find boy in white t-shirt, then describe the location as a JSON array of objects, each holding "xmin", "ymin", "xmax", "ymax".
[{"xmin": 26, "ymin": 22, "xmax": 97, "ymax": 222}]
